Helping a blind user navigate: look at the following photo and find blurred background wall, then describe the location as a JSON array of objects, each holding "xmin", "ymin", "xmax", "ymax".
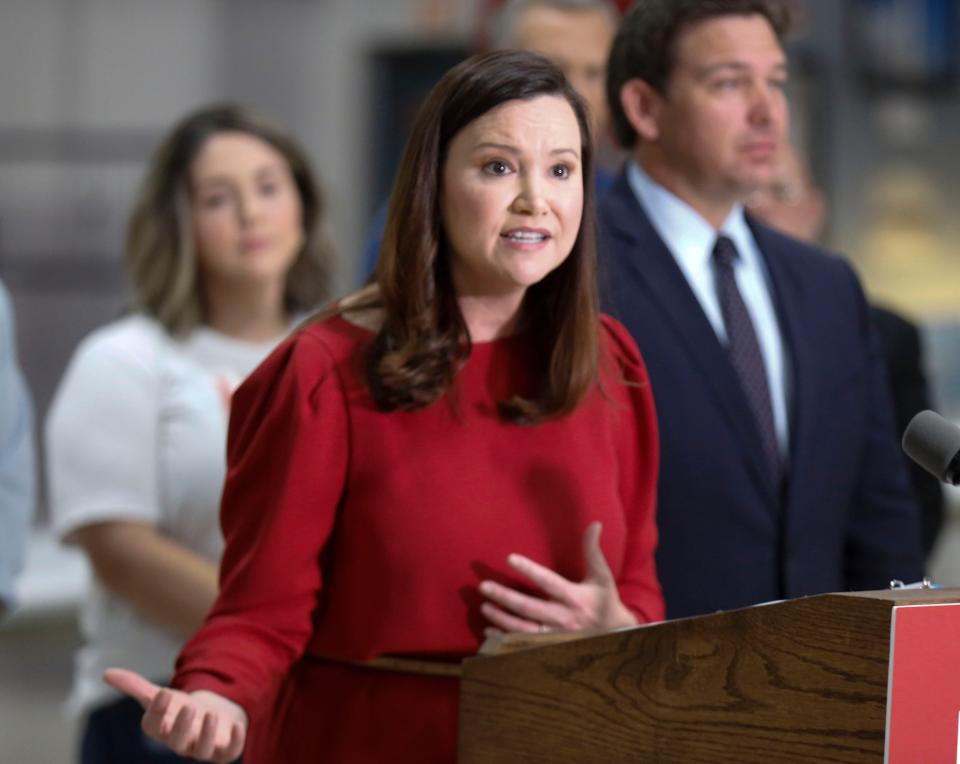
[{"xmin": 1, "ymin": 0, "xmax": 959, "ymax": 760}]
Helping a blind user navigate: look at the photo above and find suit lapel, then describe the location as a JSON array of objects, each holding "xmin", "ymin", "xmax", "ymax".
[{"xmin": 603, "ymin": 176, "xmax": 779, "ymax": 501}]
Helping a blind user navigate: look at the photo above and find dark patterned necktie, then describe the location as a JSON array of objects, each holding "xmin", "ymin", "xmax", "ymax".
[{"xmin": 712, "ymin": 235, "xmax": 781, "ymax": 479}]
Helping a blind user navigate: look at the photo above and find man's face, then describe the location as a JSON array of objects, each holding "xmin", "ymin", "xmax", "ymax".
[
  {"xmin": 512, "ymin": 5, "xmax": 616, "ymax": 138},
  {"xmin": 644, "ymin": 14, "xmax": 789, "ymax": 208}
]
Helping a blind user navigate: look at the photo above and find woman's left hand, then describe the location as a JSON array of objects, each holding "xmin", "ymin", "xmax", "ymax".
[{"xmin": 479, "ymin": 522, "xmax": 637, "ymax": 635}]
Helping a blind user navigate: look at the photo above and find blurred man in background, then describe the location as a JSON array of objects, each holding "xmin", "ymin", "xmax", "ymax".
[{"xmin": 488, "ymin": 0, "xmax": 618, "ymax": 158}]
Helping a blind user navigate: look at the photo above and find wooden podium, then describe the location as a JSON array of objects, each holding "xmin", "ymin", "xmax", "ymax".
[{"xmin": 457, "ymin": 588, "xmax": 960, "ymax": 763}]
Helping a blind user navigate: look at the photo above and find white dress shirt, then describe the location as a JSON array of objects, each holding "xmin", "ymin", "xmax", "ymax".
[{"xmin": 626, "ymin": 161, "xmax": 791, "ymax": 456}]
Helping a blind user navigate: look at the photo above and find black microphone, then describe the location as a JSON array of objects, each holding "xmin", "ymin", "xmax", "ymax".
[{"xmin": 902, "ymin": 410, "xmax": 960, "ymax": 485}]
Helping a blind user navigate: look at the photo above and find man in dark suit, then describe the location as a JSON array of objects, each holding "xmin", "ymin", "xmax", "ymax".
[{"xmin": 598, "ymin": 0, "xmax": 924, "ymax": 619}]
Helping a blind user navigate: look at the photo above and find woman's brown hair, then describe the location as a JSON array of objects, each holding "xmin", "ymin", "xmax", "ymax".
[
  {"xmin": 365, "ymin": 49, "xmax": 600, "ymax": 425},
  {"xmin": 126, "ymin": 104, "xmax": 333, "ymax": 335}
]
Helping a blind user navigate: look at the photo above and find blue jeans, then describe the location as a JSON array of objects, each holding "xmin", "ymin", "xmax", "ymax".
[{"xmin": 81, "ymin": 694, "xmax": 227, "ymax": 764}]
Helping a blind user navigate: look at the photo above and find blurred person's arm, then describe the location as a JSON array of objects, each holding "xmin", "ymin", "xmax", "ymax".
[
  {"xmin": 69, "ymin": 521, "xmax": 218, "ymax": 638},
  {"xmin": 0, "ymin": 281, "xmax": 35, "ymax": 614}
]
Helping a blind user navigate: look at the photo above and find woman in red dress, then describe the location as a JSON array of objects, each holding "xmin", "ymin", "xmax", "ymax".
[{"xmin": 105, "ymin": 49, "xmax": 663, "ymax": 763}]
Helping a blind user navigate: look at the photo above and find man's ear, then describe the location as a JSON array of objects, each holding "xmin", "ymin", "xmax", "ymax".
[{"xmin": 619, "ymin": 78, "xmax": 663, "ymax": 142}]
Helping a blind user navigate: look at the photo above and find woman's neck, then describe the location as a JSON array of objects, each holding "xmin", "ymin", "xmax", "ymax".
[
  {"xmin": 456, "ymin": 292, "xmax": 525, "ymax": 342},
  {"xmin": 204, "ymin": 281, "xmax": 289, "ymax": 342}
]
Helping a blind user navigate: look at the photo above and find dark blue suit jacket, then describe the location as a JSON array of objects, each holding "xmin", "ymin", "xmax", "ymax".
[{"xmin": 598, "ymin": 171, "xmax": 925, "ymax": 619}]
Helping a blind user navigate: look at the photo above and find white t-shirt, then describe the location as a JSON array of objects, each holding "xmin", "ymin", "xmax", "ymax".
[{"xmin": 45, "ymin": 314, "xmax": 288, "ymax": 716}]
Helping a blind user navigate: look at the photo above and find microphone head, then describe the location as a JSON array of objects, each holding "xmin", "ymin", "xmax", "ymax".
[{"xmin": 902, "ymin": 410, "xmax": 960, "ymax": 485}]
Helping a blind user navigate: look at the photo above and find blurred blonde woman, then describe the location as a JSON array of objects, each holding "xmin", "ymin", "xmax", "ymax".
[{"xmin": 45, "ymin": 104, "xmax": 332, "ymax": 763}]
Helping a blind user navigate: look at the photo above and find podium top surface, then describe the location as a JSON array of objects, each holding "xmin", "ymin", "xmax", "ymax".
[{"xmin": 833, "ymin": 586, "xmax": 960, "ymax": 605}]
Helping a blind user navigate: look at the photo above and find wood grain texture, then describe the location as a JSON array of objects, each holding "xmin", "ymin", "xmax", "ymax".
[{"xmin": 458, "ymin": 590, "xmax": 960, "ymax": 763}]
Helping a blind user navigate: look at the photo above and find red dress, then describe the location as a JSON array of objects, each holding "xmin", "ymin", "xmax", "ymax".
[{"xmin": 173, "ymin": 314, "xmax": 662, "ymax": 763}]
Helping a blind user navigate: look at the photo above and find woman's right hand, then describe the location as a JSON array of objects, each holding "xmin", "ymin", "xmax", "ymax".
[{"xmin": 103, "ymin": 668, "xmax": 247, "ymax": 763}]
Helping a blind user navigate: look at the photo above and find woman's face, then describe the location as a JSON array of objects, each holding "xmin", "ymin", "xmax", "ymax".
[
  {"xmin": 189, "ymin": 131, "xmax": 304, "ymax": 292},
  {"xmin": 441, "ymin": 95, "xmax": 584, "ymax": 301}
]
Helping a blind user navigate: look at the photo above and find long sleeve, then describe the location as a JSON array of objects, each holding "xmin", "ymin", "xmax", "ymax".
[
  {"xmin": 172, "ymin": 331, "xmax": 349, "ymax": 720},
  {"xmin": 0, "ymin": 282, "xmax": 34, "ymax": 610},
  {"xmin": 602, "ymin": 317, "xmax": 664, "ymax": 623}
]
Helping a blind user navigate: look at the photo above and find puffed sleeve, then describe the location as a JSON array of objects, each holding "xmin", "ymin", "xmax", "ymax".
[
  {"xmin": 46, "ymin": 320, "xmax": 161, "ymax": 537},
  {"xmin": 172, "ymin": 330, "xmax": 349, "ymax": 720},
  {"xmin": 601, "ymin": 315, "xmax": 664, "ymax": 624}
]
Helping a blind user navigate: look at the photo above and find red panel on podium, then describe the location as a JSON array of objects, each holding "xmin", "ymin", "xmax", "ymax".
[{"xmin": 886, "ymin": 602, "xmax": 960, "ymax": 763}]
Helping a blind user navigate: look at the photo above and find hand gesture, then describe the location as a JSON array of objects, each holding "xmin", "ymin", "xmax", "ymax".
[
  {"xmin": 479, "ymin": 522, "xmax": 637, "ymax": 635},
  {"xmin": 103, "ymin": 668, "xmax": 247, "ymax": 763}
]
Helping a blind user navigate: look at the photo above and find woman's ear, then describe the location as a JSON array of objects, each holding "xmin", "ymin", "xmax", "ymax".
[{"xmin": 619, "ymin": 78, "xmax": 663, "ymax": 143}]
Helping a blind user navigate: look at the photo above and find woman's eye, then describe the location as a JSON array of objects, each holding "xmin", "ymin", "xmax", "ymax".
[
  {"xmin": 200, "ymin": 195, "xmax": 227, "ymax": 209},
  {"xmin": 483, "ymin": 160, "xmax": 511, "ymax": 176},
  {"xmin": 551, "ymin": 164, "xmax": 572, "ymax": 179},
  {"xmin": 259, "ymin": 182, "xmax": 280, "ymax": 196}
]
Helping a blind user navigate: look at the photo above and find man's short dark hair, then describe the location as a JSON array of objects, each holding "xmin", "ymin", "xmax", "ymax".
[{"xmin": 607, "ymin": 0, "xmax": 791, "ymax": 149}]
